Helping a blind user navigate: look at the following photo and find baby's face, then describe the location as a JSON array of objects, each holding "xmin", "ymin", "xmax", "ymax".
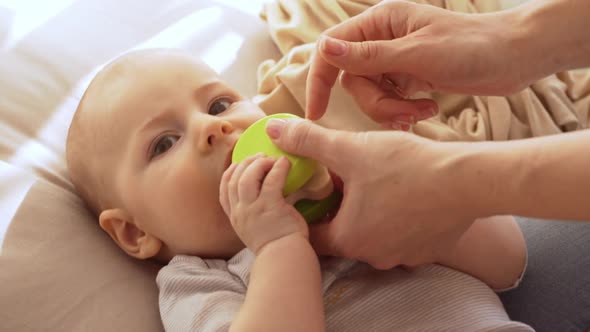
[{"xmin": 99, "ymin": 53, "xmax": 265, "ymax": 258}]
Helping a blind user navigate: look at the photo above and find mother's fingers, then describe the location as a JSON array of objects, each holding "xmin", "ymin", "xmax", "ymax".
[
  {"xmin": 339, "ymin": 72, "xmax": 438, "ymax": 125},
  {"xmin": 306, "ymin": 52, "xmax": 339, "ymax": 121},
  {"xmin": 386, "ymin": 73, "xmax": 436, "ymax": 99},
  {"xmin": 305, "ymin": 3, "xmax": 403, "ymax": 121}
]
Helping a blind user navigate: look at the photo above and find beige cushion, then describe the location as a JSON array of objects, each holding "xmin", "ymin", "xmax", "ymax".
[
  {"xmin": 0, "ymin": 1, "xmax": 279, "ymax": 331},
  {"xmin": 0, "ymin": 165, "xmax": 162, "ymax": 331}
]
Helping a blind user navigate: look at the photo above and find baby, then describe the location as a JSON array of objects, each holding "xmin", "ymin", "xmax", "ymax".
[{"xmin": 66, "ymin": 49, "xmax": 533, "ymax": 331}]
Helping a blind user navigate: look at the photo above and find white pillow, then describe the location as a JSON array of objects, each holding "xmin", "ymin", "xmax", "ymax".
[{"xmin": 0, "ymin": 1, "xmax": 280, "ymax": 331}]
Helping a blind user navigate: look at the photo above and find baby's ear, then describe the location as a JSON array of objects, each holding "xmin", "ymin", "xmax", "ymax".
[{"xmin": 99, "ymin": 209, "xmax": 162, "ymax": 260}]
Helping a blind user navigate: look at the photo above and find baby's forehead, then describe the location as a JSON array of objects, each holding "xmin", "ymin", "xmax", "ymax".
[
  {"xmin": 91, "ymin": 51, "xmax": 217, "ymax": 96},
  {"xmin": 106, "ymin": 53, "xmax": 218, "ymax": 99},
  {"xmin": 82, "ymin": 51, "xmax": 221, "ymax": 147},
  {"xmin": 92, "ymin": 51, "xmax": 216, "ymax": 109},
  {"xmin": 112, "ymin": 50, "xmax": 217, "ymax": 80}
]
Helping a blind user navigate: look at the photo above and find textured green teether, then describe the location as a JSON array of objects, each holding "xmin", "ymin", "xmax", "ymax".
[
  {"xmin": 294, "ymin": 191, "xmax": 342, "ymax": 224},
  {"xmin": 232, "ymin": 113, "xmax": 317, "ymax": 196},
  {"xmin": 232, "ymin": 113, "xmax": 340, "ymax": 224}
]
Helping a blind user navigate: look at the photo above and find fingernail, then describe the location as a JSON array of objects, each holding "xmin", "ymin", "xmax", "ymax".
[
  {"xmin": 321, "ymin": 36, "xmax": 347, "ymax": 56},
  {"xmin": 393, "ymin": 85, "xmax": 408, "ymax": 98},
  {"xmin": 266, "ymin": 119, "xmax": 286, "ymax": 139}
]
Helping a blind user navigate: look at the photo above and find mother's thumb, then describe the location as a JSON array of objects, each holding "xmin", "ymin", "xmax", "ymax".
[
  {"xmin": 266, "ymin": 118, "xmax": 346, "ymax": 175},
  {"xmin": 309, "ymin": 222, "xmax": 340, "ymax": 257},
  {"xmin": 319, "ymin": 36, "xmax": 409, "ymax": 76}
]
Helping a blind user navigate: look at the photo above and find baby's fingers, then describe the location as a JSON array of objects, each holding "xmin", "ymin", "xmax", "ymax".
[
  {"xmin": 260, "ymin": 156, "xmax": 290, "ymax": 198},
  {"xmin": 220, "ymin": 162, "xmax": 239, "ymax": 216},
  {"xmin": 238, "ymin": 157, "xmax": 275, "ymax": 203},
  {"xmin": 229, "ymin": 154, "xmax": 263, "ymax": 208}
]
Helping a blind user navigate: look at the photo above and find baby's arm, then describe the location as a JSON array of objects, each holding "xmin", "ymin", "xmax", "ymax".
[
  {"xmin": 437, "ymin": 215, "xmax": 527, "ymax": 290},
  {"xmin": 232, "ymin": 234, "xmax": 323, "ymax": 331},
  {"xmin": 220, "ymin": 155, "xmax": 325, "ymax": 332},
  {"xmin": 157, "ymin": 245, "xmax": 322, "ymax": 332}
]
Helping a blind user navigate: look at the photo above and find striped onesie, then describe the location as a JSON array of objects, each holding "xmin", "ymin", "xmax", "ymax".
[{"xmin": 157, "ymin": 249, "xmax": 533, "ymax": 331}]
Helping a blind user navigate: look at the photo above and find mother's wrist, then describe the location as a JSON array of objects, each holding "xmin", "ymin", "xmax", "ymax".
[
  {"xmin": 497, "ymin": 2, "xmax": 553, "ymax": 88},
  {"xmin": 437, "ymin": 141, "xmax": 511, "ymax": 219},
  {"xmin": 511, "ymin": 0, "xmax": 590, "ymax": 79}
]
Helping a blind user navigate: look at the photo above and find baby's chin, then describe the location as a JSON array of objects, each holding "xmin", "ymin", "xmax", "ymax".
[
  {"xmin": 169, "ymin": 235, "xmax": 245, "ymax": 261},
  {"xmin": 218, "ymin": 240, "xmax": 247, "ymax": 259}
]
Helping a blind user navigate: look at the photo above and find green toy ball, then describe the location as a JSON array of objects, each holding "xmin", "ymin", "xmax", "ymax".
[
  {"xmin": 294, "ymin": 191, "xmax": 342, "ymax": 224},
  {"xmin": 232, "ymin": 113, "xmax": 317, "ymax": 196},
  {"xmin": 232, "ymin": 113, "xmax": 340, "ymax": 223}
]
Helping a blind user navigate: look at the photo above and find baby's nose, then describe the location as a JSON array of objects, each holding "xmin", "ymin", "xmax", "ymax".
[{"xmin": 199, "ymin": 119, "xmax": 234, "ymax": 152}]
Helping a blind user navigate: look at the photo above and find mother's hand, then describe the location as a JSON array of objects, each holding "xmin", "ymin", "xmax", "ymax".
[
  {"xmin": 266, "ymin": 118, "xmax": 477, "ymax": 269},
  {"xmin": 306, "ymin": 0, "xmax": 542, "ymax": 124}
]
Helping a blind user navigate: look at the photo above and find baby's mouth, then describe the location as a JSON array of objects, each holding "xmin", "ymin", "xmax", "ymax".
[{"xmin": 224, "ymin": 141, "xmax": 237, "ymax": 171}]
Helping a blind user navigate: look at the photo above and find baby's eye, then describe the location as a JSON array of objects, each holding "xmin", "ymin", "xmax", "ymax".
[
  {"xmin": 208, "ymin": 97, "xmax": 233, "ymax": 115},
  {"xmin": 150, "ymin": 134, "xmax": 179, "ymax": 160}
]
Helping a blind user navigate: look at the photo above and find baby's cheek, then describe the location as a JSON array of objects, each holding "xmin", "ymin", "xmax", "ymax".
[{"xmin": 234, "ymin": 102, "xmax": 266, "ymax": 124}]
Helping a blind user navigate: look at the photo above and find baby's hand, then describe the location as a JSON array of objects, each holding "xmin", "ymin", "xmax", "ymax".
[{"xmin": 219, "ymin": 154, "xmax": 309, "ymax": 254}]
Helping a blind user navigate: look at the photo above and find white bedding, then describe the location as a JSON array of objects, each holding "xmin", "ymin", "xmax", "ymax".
[{"xmin": 0, "ymin": 1, "xmax": 279, "ymax": 331}]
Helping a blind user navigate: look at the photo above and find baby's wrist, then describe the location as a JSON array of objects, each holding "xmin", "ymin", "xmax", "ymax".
[{"xmin": 255, "ymin": 232, "xmax": 312, "ymax": 257}]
